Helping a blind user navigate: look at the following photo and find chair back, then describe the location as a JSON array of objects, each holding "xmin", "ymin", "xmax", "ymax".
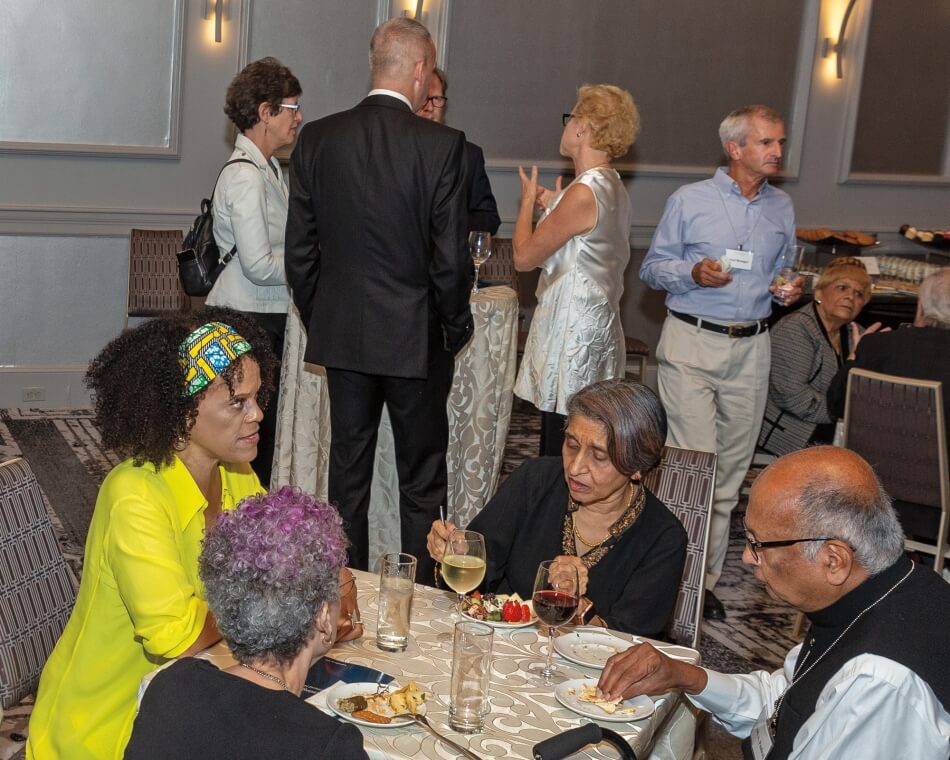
[
  {"xmin": 0, "ymin": 458, "xmax": 77, "ymax": 708},
  {"xmin": 642, "ymin": 446, "xmax": 716, "ymax": 649},
  {"xmin": 843, "ymin": 368, "xmax": 949, "ymax": 571},
  {"xmin": 479, "ymin": 236, "xmax": 519, "ymax": 298},
  {"xmin": 127, "ymin": 228, "xmax": 189, "ymax": 318}
]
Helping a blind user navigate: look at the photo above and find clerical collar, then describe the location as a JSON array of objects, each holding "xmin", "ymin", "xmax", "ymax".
[{"xmin": 805, "ymin": 555, "xmax": 914, "ymax": 629}]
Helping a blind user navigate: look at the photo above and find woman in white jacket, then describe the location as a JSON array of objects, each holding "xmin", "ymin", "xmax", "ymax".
[{"xmin": 208, "ymin": 57, "xmax": 302, "ymax": 486}]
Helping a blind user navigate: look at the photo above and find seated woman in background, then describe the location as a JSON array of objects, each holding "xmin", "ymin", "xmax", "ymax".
[
  {"xmin": 125, "ymin": 488, "xmax": 368, "ymax": 760},
  {"xmin": 27, "ymin": 310, "xmax": 359, "ymax": 760},
  {"xmin": 758, "ymin": 257, "xmax": 882, "ymax": 456},
  {"xmin": 513, "ymin": 84, "xmax": 639, "ymax": 456},
  {"xmin": 427, "ymin": 379, "xmax": 686, "ymax": 639}
]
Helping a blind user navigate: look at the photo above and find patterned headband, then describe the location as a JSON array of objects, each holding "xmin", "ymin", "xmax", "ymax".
[{"xmin": 179, "ymin": 322, "xmax": 252, "ymax": 397}]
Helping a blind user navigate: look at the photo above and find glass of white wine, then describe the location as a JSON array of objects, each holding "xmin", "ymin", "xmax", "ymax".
[
  {"xmin": 469, "ymin": 231, "xmax": 492, "ymax": 294},
  {"xmin": 441, "ymin": 529, "xmax": 487, "ymax": 614}
]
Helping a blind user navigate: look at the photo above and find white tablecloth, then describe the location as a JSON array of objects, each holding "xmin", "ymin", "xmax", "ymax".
[
  {"xmin": 272, "ymin": 287, "xmax": 519, "ymax": 568},
  {"xmin": 197, "ymin": 570, "xmax": 699, "ymax": 760}
]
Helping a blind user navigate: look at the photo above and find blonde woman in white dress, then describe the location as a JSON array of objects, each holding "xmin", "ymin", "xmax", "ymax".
[{"xmin": 514, "ymin": 84, "xmax": 640, "ymax": 455}]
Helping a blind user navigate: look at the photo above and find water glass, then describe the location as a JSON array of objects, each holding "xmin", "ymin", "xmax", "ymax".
[
  {"xmin": 772, "ymin": 245, "xmax": 804, "ymax": 304},
  {"xmin": 376, "ymin": 553, "xmax": 416, "ymax": 652},
  {"xmin": 449, "ymin": 621, "xmax": 493, "ymax": 733}
]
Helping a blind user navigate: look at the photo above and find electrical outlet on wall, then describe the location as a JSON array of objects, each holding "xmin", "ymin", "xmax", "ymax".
[{"xmin": 22, "ymin": 387, "xmax": 46, "ymax": 402}]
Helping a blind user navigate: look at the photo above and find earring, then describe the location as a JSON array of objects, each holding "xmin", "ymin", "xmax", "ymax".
[
  {"xmin": 173, "ymin": 435, "xmax": 188, "ymax": 452},
  {"xmin": 576, "ymin": 131, "xmax": 582, "ymax": 137},
  {"xmin": 815, "ymin": 298, "xmax": 822, "ymax": 304}
]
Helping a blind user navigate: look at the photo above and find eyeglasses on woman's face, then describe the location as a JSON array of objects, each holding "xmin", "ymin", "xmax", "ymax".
[
  {"xmin": 278, "ymin": 102, "xmax": 302, "ymax": 116},
  {"xmin": 562, "ymin": 113, "xmax": 577, "ymax": 127}
]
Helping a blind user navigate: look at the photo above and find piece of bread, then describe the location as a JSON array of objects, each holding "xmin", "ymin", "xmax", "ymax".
[{"xmin": 797, "ymin": 227, "xmax": 834, "ymax": 242}]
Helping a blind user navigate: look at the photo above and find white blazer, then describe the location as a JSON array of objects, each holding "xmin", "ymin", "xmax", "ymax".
[{"xmin": 207, "ymin": 133, "xmax": 289, "ymax": 313}]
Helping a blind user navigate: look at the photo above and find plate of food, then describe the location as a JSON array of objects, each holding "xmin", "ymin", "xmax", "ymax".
[
  {"xmin": 554, "ymin": 630, "xmax": 632, "ymax": 669},
  {"xmin": 326, "ymin": 681, "xmax": 427, "ymax": 728},
  {"xmin": 460, "ymin": 591, "xmax": 537, "ymax": 628},
  {"xmin": 555, "ymin": 678, "xmax": 654, "ymax": 723}
]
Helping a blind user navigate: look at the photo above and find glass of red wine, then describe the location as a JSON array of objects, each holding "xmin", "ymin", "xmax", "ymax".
[{"xmin": 531, "ymin": 559, "xmax": 579, "ymax": 684}]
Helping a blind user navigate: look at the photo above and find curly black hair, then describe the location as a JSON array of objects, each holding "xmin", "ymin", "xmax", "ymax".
[
  {"xmin": 224, "ymin": 57, "xmax": 302, "ymax": 132},
  {"xmin": 84, "ymin": 307, "xmax": 278, "ymax": 469}
]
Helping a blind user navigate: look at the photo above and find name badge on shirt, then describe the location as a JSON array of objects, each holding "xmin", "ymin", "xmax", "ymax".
[
  {"xmin": 749, "ymin": 716, "xmax": 774, "ymax": 759},
  {"xmin": 724, "ymin": 248, "xmax": 754, "ymax": 271}
]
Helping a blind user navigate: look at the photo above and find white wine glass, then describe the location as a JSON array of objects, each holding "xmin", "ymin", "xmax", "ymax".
[
  {"xmin": 441, "ymin": 529, "xmax": 487, "ymax": 614},
  {"xmin": 531, "ymin": 560, "xmax": 579, "ymax": 684},
  {"xmin": 469, "ymin": 231, "xmax": 492, "ymax": 294}
]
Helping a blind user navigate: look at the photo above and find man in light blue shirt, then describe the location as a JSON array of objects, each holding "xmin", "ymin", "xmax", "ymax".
[{"xmin": 640, "ymin": 105, "xmax": 802, "ymax": 619}]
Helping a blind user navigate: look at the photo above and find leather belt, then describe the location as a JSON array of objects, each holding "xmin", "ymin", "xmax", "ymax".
[{"xmin": 669, "ymin": 310, "xmax": 768, "ymax": 339}]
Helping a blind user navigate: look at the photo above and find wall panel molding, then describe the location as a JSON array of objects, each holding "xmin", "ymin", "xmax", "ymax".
[{"xmin": 0, "ymin": 1, "xmax": 185, "ymax": 158}]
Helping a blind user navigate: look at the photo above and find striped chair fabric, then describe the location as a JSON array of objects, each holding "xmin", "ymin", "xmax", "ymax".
[
  {"xmin": 127, "ymin": 228, "xmax": 189, "ymax": 318},
  {"xmin": 0, "ymin": 458, "xmax": 77, "ymax": 708},
  {"xmin": 643, "ymin": 446, "xmax": 716, "ymax": 650}
]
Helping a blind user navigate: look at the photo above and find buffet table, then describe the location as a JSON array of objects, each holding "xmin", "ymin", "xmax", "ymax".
[
  {"xmin": 198, "ymin": 570, "xmax": 700, "ymax": 760},
  {"xmin": 271, "ymin": 287, "xmax": 519, "ymax": 567}
]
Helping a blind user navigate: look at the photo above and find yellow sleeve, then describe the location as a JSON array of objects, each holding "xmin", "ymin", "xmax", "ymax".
[{"xmin": 103, "ymin": 477, "xmax": 207, "ymax": 659}]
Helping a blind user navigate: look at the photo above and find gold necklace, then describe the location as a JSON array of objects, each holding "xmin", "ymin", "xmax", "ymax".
[
  {"xmin": 240, "ymin": 663, "xmax": 288, "ymax": 691},
  {"xmin": 571, "ymin": 482, "xmax": 635, "ymax": 549}
]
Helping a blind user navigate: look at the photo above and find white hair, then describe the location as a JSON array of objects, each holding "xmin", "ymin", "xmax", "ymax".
[
  {"xmin": 718, "ymin": 104, "xmax": 784, "ymax": 153},
  {"xmin": 918, "ymin": 268, "xmax": 950, "ymax": 328}
]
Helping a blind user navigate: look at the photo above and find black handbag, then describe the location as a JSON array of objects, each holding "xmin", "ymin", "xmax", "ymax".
[{"xmin": 177, "ymin": 158, "xmax": 255, "ymax": 296}]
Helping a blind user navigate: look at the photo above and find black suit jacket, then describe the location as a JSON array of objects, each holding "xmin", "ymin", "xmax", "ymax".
[
  {"xmin": 827, "ymin": 327, "xmax": 950, "ymax": 437},
  {"xmin": 285, "ymin": 94, "xmax": 474, "ymax": 379},
  {"xmin": 464, "ymin": 141, "xmax": 500, "ymax": 235}
]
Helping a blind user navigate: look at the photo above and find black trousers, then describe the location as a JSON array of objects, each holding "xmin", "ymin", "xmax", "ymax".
[
  {"xmin": 325, "ymin": 349, "xmax": 453, "ymax": 581},
  {"xmin": 539, "ymin": 409, "xmax": 567, "ymax": 457},
  {"xmin": 242, "ymin": 311, "xmax": 286, "ymax": 489}
]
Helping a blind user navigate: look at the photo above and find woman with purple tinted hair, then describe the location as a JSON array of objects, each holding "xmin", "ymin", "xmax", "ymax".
[{"xmin": 125, "ymin": 487, "xmax": 369, "ymax": 760}]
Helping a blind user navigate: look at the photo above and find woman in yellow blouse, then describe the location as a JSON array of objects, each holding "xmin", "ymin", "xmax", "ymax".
[{"xmin": 27, "ymin": 309, "xmax": 287, "ymax": 759}]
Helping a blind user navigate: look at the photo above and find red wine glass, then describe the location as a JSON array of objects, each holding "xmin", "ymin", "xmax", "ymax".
[{"xmin": 531, "ymin": 560, "xmax": 579, "ymax": 684}]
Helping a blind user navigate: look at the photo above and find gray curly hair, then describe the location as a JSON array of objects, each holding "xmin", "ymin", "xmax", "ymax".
[{"xmin": 200, "ymin": 487, "xmax": 348, "ymax": 666}]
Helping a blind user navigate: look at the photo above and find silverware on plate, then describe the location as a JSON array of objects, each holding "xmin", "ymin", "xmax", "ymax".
[{"xmin": 397, "ymin": 712, "xmax": 484, "ymax": 760}]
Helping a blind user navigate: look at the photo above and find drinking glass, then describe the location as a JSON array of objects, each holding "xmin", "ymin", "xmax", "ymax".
[
  {"xmin": 376, "ymin": 553, "xmax": 416, "ymax": 652},
  {"xmin": 448, "ymin": 621, "xmax": 493, "ymax": 733},
  {"xmin": 469, "ymin": 231, "xmax": 492, "ymax": 294},
  {"xmin": 772, "ymin": 244, "xmax": 804, "ymax": 304},
  {"xmin": 441, "ymin": 529, "xmax": 487, "ymax": 613},
  {"xmin": 531, "ymin": 560, "xmax": 579, "ymax": 684}
]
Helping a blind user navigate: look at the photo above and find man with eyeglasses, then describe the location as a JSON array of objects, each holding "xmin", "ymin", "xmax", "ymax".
[
  {"xmin": 597, "ymin": 446, "xmax": 950, "ymax": 760},
  {"xmin": 416, "ymin": 67, "xmax": 500, "ymax": 235}
]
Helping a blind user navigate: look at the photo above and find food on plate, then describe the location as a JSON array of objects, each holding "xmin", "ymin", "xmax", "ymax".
[
  {"xmin": 573, "ymin": 684, "xmax": 640, "ymax": 716},
  {"xmin": 462, "ymin": 591, "xmax": 533, "ymax": 623},
  {"xmin": 797, "ymin": 227, "xmax": 834, "ymax": 242},
  {"xmin": 335, "ymin": 681, "xmax": 426, "ymax": 724}
]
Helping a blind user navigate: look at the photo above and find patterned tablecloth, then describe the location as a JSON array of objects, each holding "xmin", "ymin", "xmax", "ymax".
[{"xmin": 271, "ymin": 287, "xmax": 519, "ymax": 567}]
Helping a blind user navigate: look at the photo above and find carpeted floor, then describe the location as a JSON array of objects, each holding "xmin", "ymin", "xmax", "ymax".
[{"xmin": 0, "ymin": 403, "xmax": 798, "ymax": 759}]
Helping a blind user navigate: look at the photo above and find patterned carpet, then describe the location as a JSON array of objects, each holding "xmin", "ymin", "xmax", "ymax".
[{"xmin": 0, "ymin": 403, "xmax": 798, "ymax": 759}]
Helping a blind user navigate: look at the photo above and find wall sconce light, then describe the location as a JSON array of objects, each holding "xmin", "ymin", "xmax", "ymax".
[
  {"xmin": 204, "ymin": 0, "xmax": 226, "ymax": 44},
  {"xmin": 401, "ymin": 0, "xmax": 424, "ymax": 22},
  {"xmin": 822, "ymin": 0, "xmax": 858, "ymax": 79}
]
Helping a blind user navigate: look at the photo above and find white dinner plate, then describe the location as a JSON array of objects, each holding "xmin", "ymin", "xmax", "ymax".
[
  {"xmin": 553, "ymin": 631, "xmax": 632, "ymax": 669},
  {"xmin": 555, "ymin": 678, "xmax": 654, "ymax": 723},
  {"xmin": 325, "ymin": 682, "xmax": 425, "ymax": 728}
]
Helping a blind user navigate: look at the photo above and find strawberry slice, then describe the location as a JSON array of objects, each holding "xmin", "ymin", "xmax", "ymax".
[{"xmin": 521, "ymin": 604, "xmax": 532, "ymax": 622}]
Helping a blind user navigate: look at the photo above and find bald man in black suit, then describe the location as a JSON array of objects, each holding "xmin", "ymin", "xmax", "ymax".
[{"xmin": 285, "ymin": 17, "xmax": 473, "ymax": 578}]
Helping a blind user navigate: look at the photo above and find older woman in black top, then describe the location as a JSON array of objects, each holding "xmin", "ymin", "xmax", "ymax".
[
  {"xmin": 428, "ymin": 379, "xmax": 686, "ymax": 639},
  {"xmin": 126, "ymin": 488, "xmax": 368, "ymax": 760}
]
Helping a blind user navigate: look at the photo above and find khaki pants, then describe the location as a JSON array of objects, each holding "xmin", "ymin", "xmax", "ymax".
[{"xmin": 656, "ymin": 314, "xmax": 770, "ymax": 591}]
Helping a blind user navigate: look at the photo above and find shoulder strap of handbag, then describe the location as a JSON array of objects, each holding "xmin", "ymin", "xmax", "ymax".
[{"xmin": 212, "ymin": 157, "xmax": 258, "ymax": 266}]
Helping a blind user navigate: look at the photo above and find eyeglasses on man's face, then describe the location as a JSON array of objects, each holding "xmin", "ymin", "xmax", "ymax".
[
  {"xmin": 424, "ymin": 95, "xmax": 447, "ymax": 108},
  {"xmin": 741, "ymin": 518, "xmax": 834, "ymax": 562}
]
